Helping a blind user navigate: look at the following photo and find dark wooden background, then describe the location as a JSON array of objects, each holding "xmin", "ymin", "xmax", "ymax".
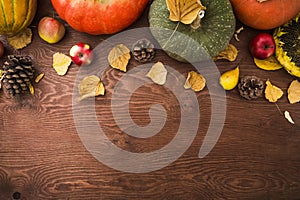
[{"xmin": 1, "ymin": 1, "xmax": 300, "ymax": 199}]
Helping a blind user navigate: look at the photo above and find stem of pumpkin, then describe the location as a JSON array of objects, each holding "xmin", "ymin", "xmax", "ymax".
[{"xmin": 162, "ymin": 22, "xmax": 180, "ymax": 49}]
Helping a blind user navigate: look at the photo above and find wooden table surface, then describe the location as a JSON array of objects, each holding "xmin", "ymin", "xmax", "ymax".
[{"xmin": 1, "ymin": 1, "xmax": 300, "ymax": 200}]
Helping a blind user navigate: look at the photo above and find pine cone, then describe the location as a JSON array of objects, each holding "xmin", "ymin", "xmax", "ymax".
[
  {"xmin": 2, "ymin": 55, "xmax": 35, "ymax": 95},
  {"xmin": 132, "ymin": 38, "xmax": 155, "ymax": 63},
  {"xmin": 238, "ymin": 75, "xmax": 265, "ymax": 100}
]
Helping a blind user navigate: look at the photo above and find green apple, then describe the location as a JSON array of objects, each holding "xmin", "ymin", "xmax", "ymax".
[{"xmin": 38, "ymin": 17, "xmax": 65, "ymax": 44}]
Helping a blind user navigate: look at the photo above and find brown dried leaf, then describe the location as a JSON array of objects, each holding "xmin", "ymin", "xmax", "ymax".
[
  {"xmin": 78, "ymin": 75, "xmax": 105, "ymax": 101},
  {"xmin": 166, "ymin": 0, "xmax": 206, "ymax": 25},
  {"xmin": 146, "ymin": 62, "xmax": 168, "ymax": 85},
  {"xmin": 287, "ymin": 80, "xmax": 300, "ymax": 104},
  {"xmin": 108, "ymin": 44, "xmax": 130, "ymax": 72},
  {"xmin": 35, "ymin": 73, "xmax": 45, "ymax": 83},
  {"xmin": 214, "ymin": 44, "xmax": 238, "ymax": 62},
  {"xmin": 53, "ymin": 52, "xmax": 72, "ymax": 76},
  {"xmin": 184, "ymin": 71, "xmax": 206, "ymax": 92},
  {"xmin": 7, "ymin": 28, "xmax": 32, "ymax": 50},
  {"xmin": 265, "ymin": 80, "xmax": 283, "ymax": 103}
]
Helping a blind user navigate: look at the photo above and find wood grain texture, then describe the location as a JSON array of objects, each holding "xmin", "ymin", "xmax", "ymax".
[{"xmin": 0, "ymin": 1, "xmax": 300, "ymax": 200}]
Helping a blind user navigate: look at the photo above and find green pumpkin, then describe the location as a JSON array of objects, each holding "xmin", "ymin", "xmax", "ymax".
[
  {"xmin": 0, "ymin": 0, "xmax": 37, "ymax": 37},
  {"xmin": 149, "ymin": 0, "xmax": 236, "ymax": 63}
]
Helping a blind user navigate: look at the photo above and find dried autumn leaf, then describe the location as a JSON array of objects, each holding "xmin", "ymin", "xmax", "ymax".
[
  {"xmin": 287, "ymin": 80, "xmax": 300, "ymax": 104},
  {"xmin": 284, "ymin": 111, "xmax": 295, "ymax": 124},
  {"xmin": 265, "ymin": 80, "xmax": 283, "ymax": 103},
  {"xmin": 254, "ymin": 56, "xmax": 283, "ymax": 71},
  {"xmin": 234, "ymin": 26, "xmax": 244, "ymax": 42},
  {"xmin": 35, "ymin": 73, "xmax": 45, "ymax": 83},
  {"xmin": 7, "ymin": 28, "xmax": 32, "ymax": 50},
  {"xmin": 184, "ymin": 71, "xmax": 206, "ymax": 92},
  {"xmin": 166, "ymin": 0, "xmax": 206, "ymax": 25},
  {"xmin": 108, "ymin": 44, "xmax": 130, "ymax": 72},
  {"xmin": 146, "ymin": 62, "xmax": 168, "ymax": 85},
  {"xmin": 78, "ymin": 75, "xmax": 105, "ymax": 101},
  {"xmin": 28, "ymin": 83, "xmax": 34, "ymax": 95},
  {"xmin": 53, "ymin": 52, "xmax": 72, "ymax": 76},
  {"xmin": 214, "ymin": 44, "xmax": 238, "ymax": 62},
  {"xmin": 0, "ymin": 69, "xmax": 4, "ymax": 89}
]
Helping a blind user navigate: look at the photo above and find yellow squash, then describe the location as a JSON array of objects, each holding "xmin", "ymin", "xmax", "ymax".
[{"xmin": 0, "ymin": 0, "xmax": 37, "ymax": 36}]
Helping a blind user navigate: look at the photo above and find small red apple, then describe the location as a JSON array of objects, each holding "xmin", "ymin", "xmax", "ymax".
[
  {"xmin": 250, "ymin": 33, "xmax": 275, "ymax": 59},
  {"xmin": 69, "ymin": 43, "xmax": 93, "ymax": 66},
  {"xmin": 0, "ymin": 41, "xmax": 4, "ymax": 58},
  {"xmin": 38, "ymin": 17, "xmax": 65, "ymax": 44}
]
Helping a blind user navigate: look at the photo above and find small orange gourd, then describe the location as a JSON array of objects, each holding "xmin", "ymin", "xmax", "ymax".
[{"xmin": 229, "ymin": 0, "xmax": 300, "ymax": 30}]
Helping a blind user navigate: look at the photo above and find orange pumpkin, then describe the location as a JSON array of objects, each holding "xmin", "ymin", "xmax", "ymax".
[
  {"xmin": 229, "ymin": 0, "xmax": 300, "ymax": 30},
  {"xmin": 51, "ymin": 0, "xmax": 149, "ymax": 35}
]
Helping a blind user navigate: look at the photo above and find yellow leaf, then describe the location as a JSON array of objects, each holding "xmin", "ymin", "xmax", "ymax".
[
  {"xmin": 0, "ymin": 69, "xmax": 4, "ymax": 77},
  {"xmin": 265, "ymin": 80, "xmax": 283, "ymax": 103},
  {"xmin": 53, "ymin": 52, "xmax": 72, "ymax": 76},
  {"xmin": 184, "ymin": 71, "xmax": 206, "ymax": 92},
  {"xmin": 78, "ymin": 75, "xmax": 105, "ymax": 101},
  {"xmin": 108, "ymin": 44, "xmax": 130, "ymax": 72},
  {"xmin": 214, "ymin": 44, "xmax": 238, "ymax": 62},
  {"xmin": 254, "ymin": 56, "xmax": 283, "ymax": 71},
  {"xmin": 219, "ymin": 66, "xmax": 239, "ymax": 90},
  {"xmin": 35, "ymin": 73, "xmax": 45, "ymax": 83},
  {"xmin": 166, "ymin": 0, "xmax": 206, "ymax": 25},
  {"xmin": 0, "ymin": 69, "xmax": 4, "ymax": 89},
  {"xmin": 287, "ymin": 80, "xmax": 300, "ymax": 104},
  {"xmin": 28, "ymin": 83, "xmax": 34, "ymax": 95},
  {"xmin": 7, "ymin": 28, "xmax": 32, "ymax": 50},
  {"xmin": 146, "ymin": 62, "xmax": 168, "ymax": 85}
]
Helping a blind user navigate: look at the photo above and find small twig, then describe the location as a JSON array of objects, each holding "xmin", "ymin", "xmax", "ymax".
[{"xmin": 274, "ymin": 102, "xmax": 283, "ymax": 115}]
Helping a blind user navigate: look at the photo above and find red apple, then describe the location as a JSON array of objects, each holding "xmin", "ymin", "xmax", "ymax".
[
  {"xmin": 38, "ymin": 17, "xmax": 66, "ymax": 44},
  {"xmin": 250, "ymin": 33, "xmax": 275, "ymax": 59},
  {"xmin": 0, "ymin": 41, "xmax": 4, "ymax": 58},
  {"xmin": 69, "ymin": 43, "xmax": 93, "ymax": 66}
]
